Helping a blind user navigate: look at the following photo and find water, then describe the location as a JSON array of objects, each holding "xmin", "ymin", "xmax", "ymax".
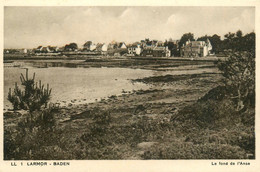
[
  {"xmin": 4, "ymin": 61, "xmax": 218, "ymax": 111},
  {"xmin": 4, "ymin": 65, "xmax": 153, "ymax": 110}
]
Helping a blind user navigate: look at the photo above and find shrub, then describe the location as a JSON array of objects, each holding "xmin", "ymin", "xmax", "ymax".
[
  {"xmin": 142, "ymin": 142, "xmax": 247, "ymax": 159},
  {"xmin": 3, "ymin": 107, "xmax": 69, "ymax": 160},
  {"xmin": 8, "ymin": 68, "xmax": 52, "ymax": 112},
  {"xmin": 217, "ymin": 51, "xmax": 255, "ymax": 111}
]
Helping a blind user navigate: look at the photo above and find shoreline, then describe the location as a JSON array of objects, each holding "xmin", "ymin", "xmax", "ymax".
[
  {"xmin": 4, "ymin": 59, "xmax": 221, "ymax": 128},
  {"xmin": 4, "ymin": 54, "xmax": 226, "ymax": 62},
  {"xmin": 6, "ymin": 57, "xmax": 254, "ymax": 160},
  {"xmin": 3, "ymin": 58, "xmax": 219, "ymax": 114}
]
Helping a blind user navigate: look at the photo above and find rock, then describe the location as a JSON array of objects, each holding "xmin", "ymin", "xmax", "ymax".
[
  {"xmin": 146, "ymin": 109, "xmax": 152, "ymax": 114},
  {"xmin": 137, "ymin": 142, "xmax": 157, "ymax": 149},
  {"xmin": 134, "ymin": 105, "xmax": 145, "ymax": 114},
  {"xmin": 16, "ymin": 110, "xmax": 28, "ymax": 115}
]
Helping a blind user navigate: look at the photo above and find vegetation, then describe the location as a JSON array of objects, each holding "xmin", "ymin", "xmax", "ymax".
[
  {"xmin": 65, "ymin": 43, "xmax": 78, "ymax": 51},
  {"xmin": 5, "ymin": 69, "xmax": 59, "ymax": 160},
  {"xmin": 197, "ymin": 34, "xmax": 222, "ymax": 53},
  {"xmin": 181, "ymin": 30, "xmax": 255, "ymax": 54},
  {"xmin": 8, "ymin": 69, "xmax": 52, "ymax": 112},
  {"xmin": 4, "ymin": 107, "xmax": 60, "ymax": 160},
  {"xmin": 217, "ymin": 51, "xmax": 255, "ymax": 111},
  {"xmin": 178, "ymin": 32, "xmax": 195, "ymax": 49}
]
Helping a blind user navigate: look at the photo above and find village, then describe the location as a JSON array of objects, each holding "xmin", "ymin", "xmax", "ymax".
[{"xmin": 4, "ymin": 37, "xmax": 214, "ymax": 58}]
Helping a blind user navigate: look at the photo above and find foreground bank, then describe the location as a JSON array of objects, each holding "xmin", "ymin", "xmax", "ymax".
[{"xmin": 4, "ymin": 57, "xmax": 254, "ymax": 160}]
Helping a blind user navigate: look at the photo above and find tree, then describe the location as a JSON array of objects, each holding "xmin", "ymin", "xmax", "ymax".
[
  {"xmin": 83, "ymin": 41, "xmax": 92, "ymax": 51},
  {"xmin": 220, "ymin": 31, "xmax": 255, "ymax": 53},
  {"xmin": 242, "ymin": 32, "xmax": 255, "ymax": 52},
  {"xmin": 65, "ymin": 43, "xmax": 78, "ymax": 51},
  {"xmin": 178, "ymin": 33, "xmax": 195, "ymax": 48},
  {"xmin": 8, "ymin": 69, "xmax": 52, "ymax": 112},
  {"xmin": 236, "ymin": 30, "xmax": 243, "ymax": 38},
  {"xmin": 217, "ymin": 51, "xmax": 255, "ymax": 111},
  {"xmin": 216, "ymin": 31, "xmax": 255, "ymax": 111},
  {"xmin": 164, "ymin": 40, "xmax": 178, "ymax": 56},
  {"xmin": 197, "ymin": 34, "xmax": 221, "ymax": 53},
  {"xmin": 210, "ymin": 34, "xmax": 222, "ymax": 53}
]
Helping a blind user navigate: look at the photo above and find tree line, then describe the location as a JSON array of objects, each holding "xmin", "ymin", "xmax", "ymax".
[{"xmin": 179, "ymin": 30, "xmax": 255, "ymax": 54}]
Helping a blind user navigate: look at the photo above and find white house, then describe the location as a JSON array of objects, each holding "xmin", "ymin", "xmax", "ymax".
[
  {"xmin": 118, "ymin": 42, "xmax": 127, "ymax": 49},
  {"xmin": 128, "ymin": 44, "xmax": 142, "ymax": 56},
  {"xmin": 101, "ymin": 44, "xmax": 108, "ymax": 52},
  {"xmin": 90, "ymin": 44, "xmax": 97, "ymax": 51},
  {"xmin": 181, "ymin": 39, "xmax": 213, "ymax": 57}
]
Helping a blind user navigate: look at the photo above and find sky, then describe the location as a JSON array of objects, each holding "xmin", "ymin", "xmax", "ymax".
[{"xmin": 4, "ymin": 6, "xmax": 255, "ymax": 49}]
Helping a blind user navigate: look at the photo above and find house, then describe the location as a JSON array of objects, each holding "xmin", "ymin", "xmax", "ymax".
[
  {"xmin": 96, "ymin": 43, "xmax": 103, "ymax": 52},
  {"xmin": 153, "ymin": 46, "xmax": 171, "ymax": 57},
  {"xmin": 108, "ymin": 43, "xmax": 116, "ymax": 50},
  {"xmin": 141, "ymin": 38, "xmax": 153, "ymax": 48},
  {"xmin": 141, "ymin": 45, "xmax": 170, "ymax": 57},
  {"xmin": 156, "ymin": 41, "xmax": 164, "ymax": 47},
  {"xmin": 113, "ymin": 49, "xmax": 128, "ymax": 56},
  {"xmin": 141, "ymin": 47, "xmax": 153, "ymax": 57},
  {"xmin": 153, "ymin": 47, "xmax": 166, "ymax": 57},
  {"xmin": 90, "ymin": 44, "xmax": 97, "ymax": 51},
  {"xmin": 118, "ymin": 42, "xmax": 127, "ymax": 49},
  {"xmin": 35, "ymin": 46, "xmax": 43, "ymax": 53},
  {"xmin": 47, "ymin": 46, "xmax": 59, "ymax": 52},
  {"xmin": 180, "ymin": 39, "xmax": 212, "ymax": 57},
  {"xmin": 128, "ymin": 43, "xmax": 142, "ymax": 56},
  {"xmin": 83, "ymin": 41, "xmax": 93, "ymax": 51},
  {"xmin": 107, "ymin": 41, "xmax": 128, "ymax": 56},
  {"xmin": 101, "ymin": 44, "xmax": 108, "ymax": 52},
  {"xmin": 108, "ymin": 41, "xmax": 118, "ymax": 50},
  {"xmin": 206, "ymin": 38, "xmax": 213, "ymax": 54},
  {"xmin": 152, "ymin": 40, "xmax": 158, "ymax": 46},
  {"xmin": 165, "ymin": 47, "xmax": 171, "ymax": 57},
  {"xmin": 95, "ymin": 43, "xmax": 108, "ymax": 55},
  {"xmin": 34, "ymin": 45, "xmax": 60, "ymax": 55}
]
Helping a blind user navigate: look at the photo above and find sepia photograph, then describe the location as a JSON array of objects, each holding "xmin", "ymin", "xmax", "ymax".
[{"xmin": 3, "ymin": 6, "xmax": 255, "ymax": 161}]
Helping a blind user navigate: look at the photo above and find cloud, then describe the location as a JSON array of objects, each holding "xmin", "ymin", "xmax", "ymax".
[
  {"xmin": 166, "ymin": 14, "xmax": 176, "ymax": 25},
  {"xmin": 119, "ymin": 8, "xmax": 133, "ymax": 19},
  {"xmin": 4, "ymin": 7, "xmax": 255, "ymax": 49}
]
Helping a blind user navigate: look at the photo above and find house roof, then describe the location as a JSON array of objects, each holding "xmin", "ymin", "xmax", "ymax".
[
  {"xmin": 143, "ymin": 46, "xmax": 153, "ymax": 50},
  {"xmin": 184, "ymin": 41, "xmax": 206, "ymax": 48},
  {"xmin": 128, "ymin": 45, "xmax": 138, "ymax": 48},
  {"xmin": 153, "ymin": 47, "xmax": 165, "ymax": 51},
  {"xmin": 128, "ymin": 42, "xmax": 140, "ymax": 48},
  {"xmin": 48, "ymin": 46, "xmax": 58, "ymax": 51},
  {"xmin": 96, "ymin": 43, "xmax": 103, "ymax": 49},
  {"xmin": 83, "ymin": 41, "xmax": 92, "ymax": 47},
  {"xmin": 41, "ymin": 47, "xmax": 48, "ymax": 51},
  {"xmin": 118, "ymin": 42, "xmax": 127, "ymax": 48}
]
